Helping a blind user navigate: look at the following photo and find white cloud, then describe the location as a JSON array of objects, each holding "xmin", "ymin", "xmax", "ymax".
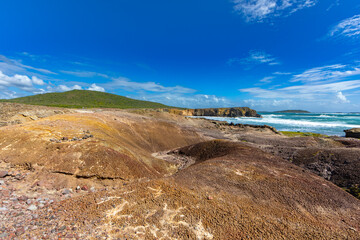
[
  {"xmin": 136, "ymin": 93, "xmax": 232, "ymax": 108},
  {"xmin": 291, "ymin": 64, "xmax": 360, "ymax": 83},
  {"xmin": 229, "ymin": 50, "xmax": 280, "ymax": 67},
  {"xmin": 259, "ymin": 76, "xmax": 275, "ymax": 83},
  {"xmin": 31, "ymin": 76, "xmax": 45, "ymax": 85},
  {"xmin": 88, "ymin": 83, "xmax": 105, "ymax": 92},
  {"xmin": 0, "ymin": 55, "xmax": 56, "ymax": 75},
  {"xmin": 242, "ymin": 98, "xmax": 294, "ymax": 110},
  {"xmin": 240, "ymin": 80, "xmax": 360, "ymax": 101},
  {"xmin": 56, "ymin": 84, "xmax": 83, "ymax": 92},
  {"xmin": 61, "ymin": 70, "xmax": 109, "ymax": 78},
  {"xmin": 233, "ymin": 0, "xmax": 317, "ymax": 22},
  {"xmin": 0, "ymin": 71, "xmax": 45, "ymax": 92},
  {"xmin": 336, "ymin": 91, "xmax": 349, "ymax": 103},
  {"xmin": 273, "ymin": 71, "xmax": 292, "ymax": 75},
  {"xmin": 107, "ymin": 77, "xmax": 195, "ymax": 94},
  {"xmin": 329, "ymin": 14, "xmax": 360, "ymax": 39}
]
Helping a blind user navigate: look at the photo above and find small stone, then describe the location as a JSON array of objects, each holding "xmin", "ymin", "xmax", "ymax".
[
  {"xmin": 0, "ymin": 180, "xmax": 5, "ymax": 185},
  {"xmin": 207, "ymin": 196, "xmax": 213, "ymax": 200},
  {"xmin": 76, "ymin": 186, "xmax": 81, "ymax": 190},
  {"xmin": 26, "ymin": 199, "xmax": 32, "ymax": 205},
  {"xmin": 27, "ymin": 205, "xmax": 37, "ymax": 211},
  {"xmin": 90, "ymin": 187, "xmax": 95, "ymax": 192},
  {"xmin": 61, "ymin": 189, "xmax": 71, "ymax": 195},
  {"xmin": 15, "ymin": 174, "xmax": 23, "ymax": 180},
  {"xmin": 0, "ymin": 171, "xmax": 8, "ymax": 178},
  {"xmin": 15, "ymin": 227, "xmax": 25, "ymax": 236},
  {"xmin": 81, "ymin": 185, "xmax": 88, "ymax": 191}
]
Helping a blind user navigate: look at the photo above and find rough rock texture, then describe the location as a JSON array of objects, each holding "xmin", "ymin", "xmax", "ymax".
[
  {"xmin": 0, "ymin": 102, "xmax": 73, "ymax": 127},
  {"xmin": 0, "ymin": 109, "xmax": 360, "ymax": 239},
  {"xmin": 345, "ymin": 128, "xmax": 360, "ymax": 138},
  {"xmin": 208, "ymin": 121, "xmax": 360, "ymax": 195},
  {"xmin": 170, "ymin": 107, "xmax": 261, "ymax": 118},
  {"xmin": 0, "ymin": 111, "xmax": 206, "ymax": 181}
]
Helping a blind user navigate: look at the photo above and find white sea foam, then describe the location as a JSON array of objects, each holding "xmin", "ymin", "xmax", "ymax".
[
  {"xmin": 233, "ymin": 116, "xmax": 360, "ymax": 128},
  {"xmin": 262, "ymin": 114, "xmax": 283, "ymax": 118},
  {"xmin": 191, "ymin": 114, "xmax": 360, "ymax": 136}
]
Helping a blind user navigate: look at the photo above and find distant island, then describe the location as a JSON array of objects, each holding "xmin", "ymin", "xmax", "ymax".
[{"xmin": 275, "ymin": 110, "xmax": 310, "ymax": 113}]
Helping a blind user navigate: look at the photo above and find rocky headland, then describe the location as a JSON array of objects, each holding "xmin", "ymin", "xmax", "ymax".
[
  {"xmin": 344, "ymin": 128, "xmax": 360, "ymax": 138},
  {"xmin": 0, "ymin": 103, "xmax": 359, "ymax": 239}
]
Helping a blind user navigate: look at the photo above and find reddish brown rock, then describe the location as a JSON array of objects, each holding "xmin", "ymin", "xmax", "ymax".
[{"xmin": 0, "ymin": 171, "xmax": 8, "ymax": 178}]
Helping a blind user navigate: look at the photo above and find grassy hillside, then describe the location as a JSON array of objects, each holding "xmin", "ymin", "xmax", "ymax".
[{"xmin": 0, "ymin": 90, "xmax": 172, "ymax": 109}]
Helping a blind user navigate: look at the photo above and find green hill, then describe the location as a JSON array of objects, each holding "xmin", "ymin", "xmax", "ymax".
[{"xmin": 0, "ymin": 90, "xmax": 172, "ymax": 109}]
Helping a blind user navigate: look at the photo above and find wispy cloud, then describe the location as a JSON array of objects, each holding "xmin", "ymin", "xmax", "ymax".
[
  {"xmin": 291, "ymin": 64, "xmax": 360, "ymax": 83},
  {"xmin": 240, "ymin": 80, "xmax": 360, "ymax": 102},
  {"xmin": 273, "ymin": 71, "xmax": 292, "ymax": 75},
  {"xmin": 105, "ymin": 77, "xmax": 196, "ymax": 94},
  {"xmin": 259, "ymin": 76, "xmax": 275, "ymax": 83},
  {"xmin": 229, "ymin": 50, "xmax": 280, "ymax": 67},
  {"xmin": 61, "ymin": 70, "xmax": 109, "ymax": 78},
  {"xmin": 232, "ymin": 0, "xmax": 317, "ymax": 22},
  {"xmin": 0, "ymin": 55, "xmax": 56, "ymax": 75},
  {"xmin": 329, "ymin": 14, "xmax": 360, "ymax": 39},
  {"xmin": 136, "ymin": 93, "xmax": 232, "ymax": 108}
]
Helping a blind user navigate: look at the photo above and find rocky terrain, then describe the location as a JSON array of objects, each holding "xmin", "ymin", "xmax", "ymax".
[
  {"xmin": 0, "ymin": 102, "xmax": 73, "ymax": 127},
  {"xmin": 0, "ymin": 103, "xmax": 359, "ymax": 239},
  {"xmin": 170, "ymin": 107, "xmax": 261, "ymax": 118},
  {"xmin": 345, "ymin": 128, "xmax": 360, "ymax": 138}
]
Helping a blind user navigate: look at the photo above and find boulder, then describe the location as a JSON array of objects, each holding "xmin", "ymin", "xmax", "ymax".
[{"xmin": 344, "ymin": 128, "xmax": 360, "ymax": 138}]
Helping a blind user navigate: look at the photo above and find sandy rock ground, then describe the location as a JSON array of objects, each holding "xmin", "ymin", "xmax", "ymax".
[{"xmin": 0, "ymin": 104, "xmax": 359, "ymax": 239}]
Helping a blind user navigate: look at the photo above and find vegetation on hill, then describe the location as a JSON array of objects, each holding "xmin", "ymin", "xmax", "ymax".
[
  {"xmin": 0, "ymin": 90, "xmax": 172, "ymax": 109},
  {"xmin": 280, "ymin": 131, "xmax": 327, "ymax": 138}
]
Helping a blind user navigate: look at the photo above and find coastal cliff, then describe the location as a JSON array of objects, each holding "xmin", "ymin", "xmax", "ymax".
[{"xmin": 169, "ymin": 107, "xmax": 261, "ymax": 118}]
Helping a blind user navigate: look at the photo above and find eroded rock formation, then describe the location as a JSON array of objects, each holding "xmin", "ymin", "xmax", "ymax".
[{"xmin": 169, "ymin": 107, "xmax": 261, "ymax": 118}]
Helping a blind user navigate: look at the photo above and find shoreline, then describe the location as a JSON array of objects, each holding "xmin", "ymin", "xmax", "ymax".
[{"xmin": 189, "ymin": 114, "xmax": 360, "ymax": 137}]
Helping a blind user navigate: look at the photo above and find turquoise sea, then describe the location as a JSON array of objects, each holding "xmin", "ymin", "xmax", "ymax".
[{"xmin": 198, "ymin": 112, "xmax": 360, "ymax": 136}]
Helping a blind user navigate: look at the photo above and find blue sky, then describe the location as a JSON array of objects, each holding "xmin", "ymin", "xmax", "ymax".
[{"xmin": 0, "ymin": 0, "xmax": 359, "ymax": 112}]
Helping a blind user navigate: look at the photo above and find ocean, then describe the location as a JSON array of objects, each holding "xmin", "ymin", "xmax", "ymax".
[{"xmin": 196, "ymin": 112, "xmax": 360, "ymax": 136}]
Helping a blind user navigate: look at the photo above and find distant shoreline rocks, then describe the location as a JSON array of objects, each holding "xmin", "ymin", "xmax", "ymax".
[
  {"xmin": 169, "ymin": 107, "xmax": 261, "ymax": 118},
  {"xmin": 344, "ymin": 128, "xmax": 360, "ymax": 139}
]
